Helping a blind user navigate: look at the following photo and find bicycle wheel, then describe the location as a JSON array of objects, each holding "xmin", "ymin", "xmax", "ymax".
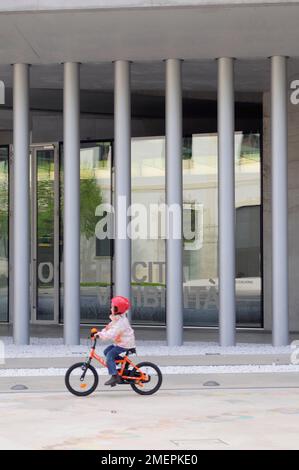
[
  {"xmin": 130, "ymin": 362, "xmax": 162, "ymax": 395},
  {"xmin": 65, "ymin": 362, "xmax": 99, "ymax": 397}
]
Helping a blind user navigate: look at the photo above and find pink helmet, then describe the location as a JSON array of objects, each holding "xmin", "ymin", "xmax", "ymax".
[{"xmin": 111, "ymin": 296, "xmax": 130, "ymax": 315}]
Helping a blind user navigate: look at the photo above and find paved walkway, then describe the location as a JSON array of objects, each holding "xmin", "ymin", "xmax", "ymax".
[{"xmin": 1, "ymin": 374, "xmax": 299, "ymax": 450}]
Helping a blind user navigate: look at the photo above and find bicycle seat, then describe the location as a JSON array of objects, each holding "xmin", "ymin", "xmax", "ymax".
[{"xmin": 125, "ymin": 348, "xmax": 136, "ymax": 355}]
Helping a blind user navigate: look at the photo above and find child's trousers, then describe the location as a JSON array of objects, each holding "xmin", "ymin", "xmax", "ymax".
[{"xmin": 104, "ymin": 344, "xmax": 127, "ymax": 375}]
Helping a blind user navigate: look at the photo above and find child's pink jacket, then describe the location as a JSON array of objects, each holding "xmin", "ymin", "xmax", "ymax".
[{"xmin": 98, "ymin": 314, "xmax": 136, "ymax": 349}]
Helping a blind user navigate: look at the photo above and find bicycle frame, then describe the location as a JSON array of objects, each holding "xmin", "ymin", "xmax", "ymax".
[{"xmin": 88, "ymin": 338, "xmax": 148, "ymax": 385}]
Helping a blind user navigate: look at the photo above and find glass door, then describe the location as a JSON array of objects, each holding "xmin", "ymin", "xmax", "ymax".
[{"xmin": 31, "ymin": 144, "xmax": 59, "ymax": 323}]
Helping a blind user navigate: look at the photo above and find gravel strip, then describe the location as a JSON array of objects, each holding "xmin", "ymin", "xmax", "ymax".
[
  {"xmin": 0, "ymin": 337, "xmax": 294, "ymax": 358},
  {"xmin": 1, "ymin": 364, "xmax": 299, "ymax": 377}
]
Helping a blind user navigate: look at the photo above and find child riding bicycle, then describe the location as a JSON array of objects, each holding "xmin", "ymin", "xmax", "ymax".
[{"xmin": 94, "ymin": 296, "xmax": 136, "ymax": 386}]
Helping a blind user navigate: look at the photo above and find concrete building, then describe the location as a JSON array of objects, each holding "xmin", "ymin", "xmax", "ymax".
[{"xmin": 0, "ymin": 0, "xmax": 298, "ymax": 345}]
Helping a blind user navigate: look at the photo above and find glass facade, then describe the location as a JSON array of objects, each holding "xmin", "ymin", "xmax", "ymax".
[
  {"xmin": 0, "ymin": 146, "xmax": 9, "ymax": 322},
  {"xmin": 0, "ymin": 115, "xmax": 262, "ymax": 328},
  {"xmin": 0, "ymin": 133, "xmax": 262, "ymax": 327}
]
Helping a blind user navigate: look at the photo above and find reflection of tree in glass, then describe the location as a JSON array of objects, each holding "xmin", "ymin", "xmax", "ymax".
[
  {"xmin": 38, "ymin": 179, "xmax": 54, "ymax": 244},
  {"xmin": 80, "ymin": 176, "xmax": 103, "ymax": 239},
  {"xmin": 60, "ymin": 173, "xmax": 103, "ymax": 240},
  {"xmin": 80, "ymin": 175, "xmax": 104, "ymax": 294},
  {"xmin": 240, "ymin": 133, "xmax": 260, "ymax": 162}
]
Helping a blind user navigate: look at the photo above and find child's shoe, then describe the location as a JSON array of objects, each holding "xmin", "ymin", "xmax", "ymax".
[{"xmin": 105, "ymin": 374, "xmax": 121, "ymax": 386}]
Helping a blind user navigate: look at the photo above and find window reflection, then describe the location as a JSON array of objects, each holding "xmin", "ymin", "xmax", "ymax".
[
  {"xmin": 80, "ymin": 143, "xmax": 112, "ymax": 322},
  {"xmin": 183, "ymin": 134, "xmax": 218, "ymax": 326},
  {"xmin": 235, "ymin": 133, "xmax": 262, "ymax": 326},
  {"xmin": 36, "ymin": 149, "xmax": 55, "ymax": 321},
  {"xmin": 183, "ymin": 132, "xmax": 262, "ymax": 327},
  {"xmin": 131, "ymin": 137, "xmax": 166, "ymax": 324},
  {"xmin": 0, "ymin": 146, "xmax": 8, "ymax": 322}
]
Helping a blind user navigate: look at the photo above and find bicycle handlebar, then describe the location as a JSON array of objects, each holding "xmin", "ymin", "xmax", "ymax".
[
  {"xmin": 90, "ymin": 328, "xmax": 100, "ymax": 349},
  {"xmin": 90, "ymin": 336, "xmax": 97, "ymax": 350},
  {"xmin": 90, "ymin": 328, "xmax": 98, "ymax": 339}
]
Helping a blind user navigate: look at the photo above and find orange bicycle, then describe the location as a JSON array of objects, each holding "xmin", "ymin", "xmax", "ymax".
[{"xmin": 65, "ymin": 328, "xmax": 163, "ymax": 396}]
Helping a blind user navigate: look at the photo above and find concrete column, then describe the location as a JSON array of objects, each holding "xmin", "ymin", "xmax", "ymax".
[
  {"xmin": 63, "ymin": 62, "xmax": 80, "ymax": 345},
  {"xmin": 166, "ymin": 59, "xmax": 183, "ymax": 346},
  {"xmin": 114, "ymin": 60, "xmax": 131, "ymax": 313},
  {"xmin": 218, "ymin": 57, "xmax": 236, "ymax": 347},
  {"xmin": 271, "ymin": 56, "xmax": 289, "ymax": 346},
  {"xmin": 13, "ymin": 64, "xmax": 30, "ymax": 345}
]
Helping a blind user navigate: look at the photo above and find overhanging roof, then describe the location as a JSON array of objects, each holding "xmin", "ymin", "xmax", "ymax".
[
  {"xmin": 0, "ymin": 3, "xmax": 298, "ymax": 64},
  {"xmin": 1, "ymin": 1, "xmax": 299, "ymax": 13}
]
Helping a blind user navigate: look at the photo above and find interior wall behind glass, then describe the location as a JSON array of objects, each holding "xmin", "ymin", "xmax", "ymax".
[
  {"xmin": 0, "ymin": 146, "xmax": 9, "ymax": 322},
  {"xmin": 131, "ymin": 137, "xmax": 166, "ymax": 324}
]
